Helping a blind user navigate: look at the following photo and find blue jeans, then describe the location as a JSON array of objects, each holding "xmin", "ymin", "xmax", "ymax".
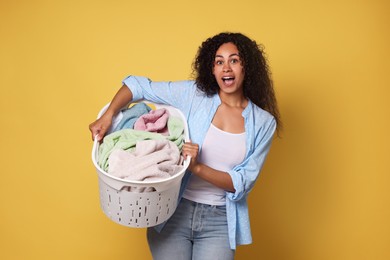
[{"xmin": 147, "ymin": 198, "xmax": 235, "ymax": 260}]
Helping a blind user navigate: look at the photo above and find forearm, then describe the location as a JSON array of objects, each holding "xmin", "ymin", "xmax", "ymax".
[
  {"xmin": 89, "ymin": 85, "xmax": 134, "ymax": 141},
  {"xmin": 192, "ymin": 164, "xmax": 235, "ymax": 193},
  {"xmin": 104, "ymin": 85, "xmax": 133, "ymax": 118}
]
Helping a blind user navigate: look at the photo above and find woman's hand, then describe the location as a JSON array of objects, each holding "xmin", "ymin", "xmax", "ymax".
[
  {"xmin": 89, "ymin": 113, "xmax": 113, "ymax": 142},
  {"xmin": 182, "ymin": 141, "xmax": 200, "ymax": 173},
  {"xmin": 89, "ymin": 85, "xmax": 134, "ymax": 142},
  {"xmin": 182, "ymin": 140, "xmax": 235, "ymax": 192}
]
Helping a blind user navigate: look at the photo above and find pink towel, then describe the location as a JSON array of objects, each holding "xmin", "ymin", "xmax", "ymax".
[
  {"xmin": 108, "ymin": 139, "xmax": 183, "ymax": 182},
  {"xmin": 134, "ymin": 108, "xmax": 169, "ymax": 135}
]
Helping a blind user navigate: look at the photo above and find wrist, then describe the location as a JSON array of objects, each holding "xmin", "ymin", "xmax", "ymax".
[
  {"xmin": 192, "ymin": 163, "xmax": 202, "ymax": 175},
  {"xmin": 103, "ymin": 108, "xmax": 116, "ymax": 119}
]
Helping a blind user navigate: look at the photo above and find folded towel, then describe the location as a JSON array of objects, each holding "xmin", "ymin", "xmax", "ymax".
[
  {"xmin": 98, "ymin": 130, "xmax": 165, "ymax": 171},
  {"xmin": 108, "ymin": 140, "xmax": 184, "ymax": 193},
  {"xmin": 166, "ymin": 116, "xmax": 185, "ymax": 149},
  {"xmin": 98, "ymin": 116, "xmax": 185, "ymax": 171},
  {"xmin": 134, "ymin": 108, "xmax": 169, "ymax": 135},
  {"xmin": 113, "ymin": 102, "xmax": 151, "ymax": 132}
]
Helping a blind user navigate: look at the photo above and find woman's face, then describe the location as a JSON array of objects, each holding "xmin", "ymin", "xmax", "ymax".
[{"xmin": 213, "ymin": 42, "xmax": 245, "ymax": 95}]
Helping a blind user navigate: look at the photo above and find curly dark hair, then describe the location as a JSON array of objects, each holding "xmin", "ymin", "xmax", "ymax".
[{"xmin": 192, "ymin": 32, "xmax": 282, "ymax": 132}]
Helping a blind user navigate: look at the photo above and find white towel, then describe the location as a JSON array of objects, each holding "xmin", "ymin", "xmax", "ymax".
[{"xmin": 108, "ymin": 139, "xmax": 183, "ymax": 190}]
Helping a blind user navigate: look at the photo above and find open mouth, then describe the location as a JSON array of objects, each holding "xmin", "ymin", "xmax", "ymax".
[{"xmin": 222, "ymin": 77, "xmax": 235, "ymax": 85}]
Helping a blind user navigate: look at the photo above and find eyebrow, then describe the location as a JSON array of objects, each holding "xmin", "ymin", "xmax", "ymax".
[{"xmin": 215, "ymin": 53, "xmax": 240, "ymax": 58}]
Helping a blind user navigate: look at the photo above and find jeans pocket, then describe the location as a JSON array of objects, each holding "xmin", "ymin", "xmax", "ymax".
[{"xmin": 212, "ymin": 205, "xmax": 227, "ymax": 217}]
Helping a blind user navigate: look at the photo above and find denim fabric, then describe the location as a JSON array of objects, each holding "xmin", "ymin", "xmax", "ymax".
[{"xmin": 147, "ymin": 198, "xmax": 235, "ymax": 260}]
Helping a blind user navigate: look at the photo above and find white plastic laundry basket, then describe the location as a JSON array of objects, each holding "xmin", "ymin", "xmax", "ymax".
[{"xmin": 91, "ymin": 102, "xmax": 190, "ymax": 228}]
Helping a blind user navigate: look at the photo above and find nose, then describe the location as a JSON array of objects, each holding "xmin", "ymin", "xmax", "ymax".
[{"xmin": 222, "ymin": 62, "xmax": 231, "ymax": 72}]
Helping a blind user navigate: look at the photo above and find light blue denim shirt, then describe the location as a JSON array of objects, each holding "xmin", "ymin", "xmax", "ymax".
[{"xmin": 123, "ymin": 75, "xmax": 276, "ymax": 249}]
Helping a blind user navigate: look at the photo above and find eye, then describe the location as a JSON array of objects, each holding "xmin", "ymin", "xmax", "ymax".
[
  {"xmin": 230, "ymin": 58, "xmax": 240, "ymax": 64},
  {"xmin": 214, "ymin": 60, "xmax": 224, "ymax": 65}
]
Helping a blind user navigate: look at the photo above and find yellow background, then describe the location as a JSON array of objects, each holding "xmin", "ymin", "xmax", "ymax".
[{"xmin": 1, "ymin": 0, "xmax": 389, "ymax": 259}]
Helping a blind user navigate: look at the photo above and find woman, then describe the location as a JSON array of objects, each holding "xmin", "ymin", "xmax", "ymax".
[{"xmin": 89, "ymin": 32, "xmax": 281, "ymax": 260}]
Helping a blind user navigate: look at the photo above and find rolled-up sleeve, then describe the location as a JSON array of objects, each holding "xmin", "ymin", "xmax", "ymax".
[
  {"xmin": 227, "ymin": 116, "xmax": 276, "ymax": 201},
  {"xmin": 122, "ymin": 76, "xmax": 149, "ymax": 101}
]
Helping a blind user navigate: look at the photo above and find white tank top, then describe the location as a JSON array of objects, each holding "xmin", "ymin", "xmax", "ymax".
[{"xmin": 183, "ymin": 124, "xmax": 246, "ymax": 205}]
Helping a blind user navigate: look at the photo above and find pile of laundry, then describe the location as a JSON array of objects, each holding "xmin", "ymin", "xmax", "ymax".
[{"xmin": 98, "ymin": 103, "xmax": 185, "ymax": 185}]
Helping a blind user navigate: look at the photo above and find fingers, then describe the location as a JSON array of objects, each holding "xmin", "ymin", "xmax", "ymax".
[
  {"xmin": 182, "ymin": 141, "xmax": 200, "ymax": 172},
  {"xmin": 89, "ymin": 114, "xmax": 113, "ymax": 142},
  {"xmin": 89, "ymin": 123, "xmax": 99, "ymax": 141},
  {"xmin": 182, "ymin": 141, "xmax": 199, "ymax": 159},
  {"xmin": 89, "ymin": 121, "xmax": 106, "ymax": 142}
]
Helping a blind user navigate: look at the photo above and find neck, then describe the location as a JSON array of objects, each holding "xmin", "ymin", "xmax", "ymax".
[{"xmin": 218, "ymin": 91, "xmax": 248, "ymax": 108}]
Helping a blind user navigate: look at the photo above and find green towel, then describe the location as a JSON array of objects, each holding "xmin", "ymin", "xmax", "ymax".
[
  {"xmin": 167, "ymin": 116, "xmax": 185, "ymax": 149},
  {"xmin": 98, "ymin": 116, "xmax": 185, "ymax": 171}
]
